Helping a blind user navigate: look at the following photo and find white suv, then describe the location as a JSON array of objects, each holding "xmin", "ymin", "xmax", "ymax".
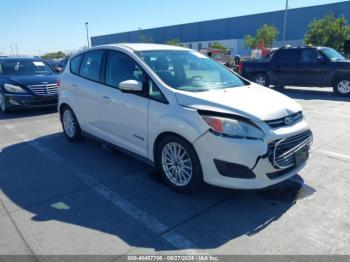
[{"xmin": 58, "ymin": 44, "xmax": 312, "ymax": 192}]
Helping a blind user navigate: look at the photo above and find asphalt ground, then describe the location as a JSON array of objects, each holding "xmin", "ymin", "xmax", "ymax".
[{"xmin": 0, "ymin": 86, "xmax": 349, "ymax": 260}]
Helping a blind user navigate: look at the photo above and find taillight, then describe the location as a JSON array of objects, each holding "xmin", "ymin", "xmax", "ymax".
[
  {"xmin": 57, "ymin": 79, "xmax": 61, "ymax": 87},
  {"xmin": 237, "ymin": 62, "xmax": 244, "ymax": 74}
]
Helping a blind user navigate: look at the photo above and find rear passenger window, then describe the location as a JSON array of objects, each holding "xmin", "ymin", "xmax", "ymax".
[
  {"xmin": 278, "ymin": 50, "xmax": 301, "ymax": 64},
  {"xmin": 79, "ymin": 50, "xmax": 104, "ymax": 82},
  {"xmin": 70, "ymin": 54, "xmax": 83, "ymax": 75}
]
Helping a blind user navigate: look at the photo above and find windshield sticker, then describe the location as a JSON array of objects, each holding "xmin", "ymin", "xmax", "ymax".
[{"xmin": 33, "ymin": 61, "xmax": 45, "ymax": 66}]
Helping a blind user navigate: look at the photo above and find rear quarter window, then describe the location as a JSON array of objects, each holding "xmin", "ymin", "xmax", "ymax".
[{"xmin": 70, "ymin": 54, "xmax": 83, "ymax": 75}]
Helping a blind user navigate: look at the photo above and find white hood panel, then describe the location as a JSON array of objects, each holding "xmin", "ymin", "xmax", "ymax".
[{"xmin": 175, "ymin": 85, "xmax": 302, "ymax": 121}]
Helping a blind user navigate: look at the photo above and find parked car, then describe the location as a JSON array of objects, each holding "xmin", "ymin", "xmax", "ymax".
[
  {"xmin": 0, "ymin": 57, "xmax": 59, "ymax": 112},
  {"xmin": 59, "ymin": 44, "xmax": 312, "ymax": 192},
  {"xmin": 239, "ymin": 46, "xmax": 350, "ymax": 96},
  {"xmin": 58, "ymin": 57, "xmax": 69, "ymax": 70},
  {"xmin": 43, "ymin": 59, "xmax": 63, "ymax": 74}
]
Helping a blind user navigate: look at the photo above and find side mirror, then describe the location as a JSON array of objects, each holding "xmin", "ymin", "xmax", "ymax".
[
  {"xmin": 119, "ymin": 80, "xmax": 143, "ymax": 92},
  {"xmin": 317, "ymin": 57, "xmax": 326, "ymax": 63},
  {"xmin": 54, "ymin": 66, "xmax": 63, "ymax": 74}
]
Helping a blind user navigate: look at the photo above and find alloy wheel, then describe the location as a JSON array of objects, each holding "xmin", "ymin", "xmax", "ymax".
[
  {"xmin": 337, "ymin": 80, "xmax": 350, "ymax": 95},
  {"xmin": 255, "ymin": 76, "xmax": 266, "ymax": 86},
  {"xmin": 63, "ymin": 110, "xmax": 76, "ymax": 138},
  {"xmin": 161, "ymin": 142, "xmax": 193, "ymax": 187}
]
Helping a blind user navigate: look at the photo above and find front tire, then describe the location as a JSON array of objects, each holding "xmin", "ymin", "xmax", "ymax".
[
  {"xmin": 0, "ymin": 93, "xmax": 9, "ymax": 113},
  {"xmin": 253, "ymin": 73, "xmax": 270, "ymax": 87},
  {"xmin": 156, "ymin": 135, "xmax": 204, "ymax": 193},
  {"xmin": 334, "ymin": 79, "xmax": 350, "ymax": 96},
  {"xmin": 61, "ymin": 106, "xmax": 82, "ymax": 142}
]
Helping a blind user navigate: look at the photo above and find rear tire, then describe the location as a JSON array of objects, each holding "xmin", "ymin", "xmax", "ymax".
[
  {"xmin": 333, "ymin": 78, "xmax": 350, "ymax": 97},
  {"xmin": 61, "ymin": 106, "xmax": 82, "ymax": 142},
  {"xmin": 156, "ymin": 135, "xmax": 204, "ymax": 193},
  {"xmin": 253, "ymin": 73, "xmax": 270, "ymax": 87}
]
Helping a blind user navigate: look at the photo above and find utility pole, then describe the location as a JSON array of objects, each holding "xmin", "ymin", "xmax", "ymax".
[
  {"xmin": 85, "ymin": 22, "xmax": 90, "ymax": 48},
  {"xmin": 15, "ymin": 44, "xmax": 18, "ymax": 56},
  {"xmin": 282, "ymin": 0, "xmax": 289, "ymax": 44}
]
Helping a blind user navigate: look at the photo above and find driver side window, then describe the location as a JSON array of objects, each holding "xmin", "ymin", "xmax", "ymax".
[
  {"xmin": 300, "ymin": 49, "xmax": 318, "ymax": 63},
  {"xmin": 105, "ymin": 51, "xmax": 145, "ymax": 88}
]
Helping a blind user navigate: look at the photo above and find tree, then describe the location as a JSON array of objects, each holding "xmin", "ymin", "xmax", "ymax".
[
  {"xmin": 165, "ymin": 38, "xmax": 183, "ymax": 46},
  {"xmin": 244, "ymin": 24, "xmax": 279, "ymax": 49},
  {"xmin": 42, "ymin": 51, "xmax": 66, "ymax": 59},
  {"xmin": 209, "ymin": 42, "xmax": 228, "ymax": 51},
  {"xmin": 305, "ymin": 14, "xmax": 350, "ymax": 52}
]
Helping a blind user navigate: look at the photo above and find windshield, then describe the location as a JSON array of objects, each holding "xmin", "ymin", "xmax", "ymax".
[
  {"xmin": 321, "ymin": 48, "xmax": 345, "ymax": 61},
  {"xmin": 0, "ymin": 60, "xmax": 54, "ymax": 76},
  {"xmin": 137, "ymin": 50, "xmax": 246, "ymax": 92}
]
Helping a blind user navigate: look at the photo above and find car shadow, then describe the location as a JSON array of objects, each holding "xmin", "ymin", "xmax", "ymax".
[
  {"xmin": 0, "ymin": 133, "xmax": 316, "ymax": 251},
  {"xmin": 0, "ymin": 108, "xmax": 57, "ymax": 121},
  {"xmin": 276, "ymin": 87, "xmax": 350, "ymax": 102}
]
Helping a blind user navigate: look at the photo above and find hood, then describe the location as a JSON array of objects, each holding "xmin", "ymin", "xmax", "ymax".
[
  {"xmin": 175, "ymin": 84, "xmax": 302, "ymax": 121},
  {"xmin": 1, "ymin": 74, "xmax": 58, "ymax": 86},
  {"xmin": 333, "ymin": 59, "xmax": 350, "ymax": 66}
]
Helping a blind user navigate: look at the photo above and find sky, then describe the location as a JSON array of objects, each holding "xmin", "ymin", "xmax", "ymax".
[{"xmin": 0, "ymin": 0, "xmax": 348, "ymax": 55}]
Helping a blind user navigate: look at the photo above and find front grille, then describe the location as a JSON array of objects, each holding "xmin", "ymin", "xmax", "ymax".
[
  {"xmin": 265, "ymin": 112, "xmax": 303, "ymax": 128},
  {"xmin": 27, "ymin": 84, "xmax": 58, "ymax": 96},
  {"xmin": 268, "ymin": 130, "xmax": 313, "ymax": 169}
]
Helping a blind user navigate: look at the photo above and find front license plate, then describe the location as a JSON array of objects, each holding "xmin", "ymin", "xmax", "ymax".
[{"xmin": 295, "ymin": 147, "xmax": 309, "ymax": 166}]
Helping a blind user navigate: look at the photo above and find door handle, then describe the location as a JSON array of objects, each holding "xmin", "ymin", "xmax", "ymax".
[
  {"xmin": 102, "ymin": 96, "xmax": 111, "ymax": 102},
  {"xmin": 72, "ymin": 84, "xmax": 78, "ymax": 88}
]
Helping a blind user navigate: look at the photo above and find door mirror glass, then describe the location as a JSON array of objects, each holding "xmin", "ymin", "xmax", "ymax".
[
  {"xmin": 54, "ymin": 66, "xmax": 63, "ymax": 74},
  {"xmin": 119, "ymin": 80, "xmax": 143, "ymax": 92}
]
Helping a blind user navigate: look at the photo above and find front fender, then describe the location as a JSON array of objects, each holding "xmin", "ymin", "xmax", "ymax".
[
  {"xmin": 147, "ymin": 102, "xmax": 208, "ymax": 162},
  {"xmin": 330, "ymin": 70, "xmax": 350, "ymax": 86}
]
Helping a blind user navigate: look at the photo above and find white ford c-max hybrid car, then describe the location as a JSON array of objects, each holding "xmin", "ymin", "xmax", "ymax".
[{"xmin": 58, "ymin": 44, "xmax": 312, "ymax": 192}]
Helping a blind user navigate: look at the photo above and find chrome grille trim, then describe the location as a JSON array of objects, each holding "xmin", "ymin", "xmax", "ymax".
[
  {"xmin": 268, "ymin": 130, "xmax": 313, "ymax": 169},
  {"xmin": 27, "ymin": 84, "xmax": 58, "ymax": 96},
  {"xmin": 265, "ymin": 112, "xmax": 303, "ymax": 128}
]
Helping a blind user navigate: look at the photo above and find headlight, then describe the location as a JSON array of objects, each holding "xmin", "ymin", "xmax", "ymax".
[
  {"xmin": 3, "ymin": 84, "xmax": 27, "ymax": 93},
  {"xmin": 201, "ymin": 115, "xmax": 264, "ymax": 140}
]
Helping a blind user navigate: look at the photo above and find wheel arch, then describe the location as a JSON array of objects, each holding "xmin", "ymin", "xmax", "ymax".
[
  {"xmin": 153, "ymin": 132, "xmax": 193, "ymax": 164},
  {"xmin": 331, "ymin": 71, "xmax": 350, "ymax": 87},
  {"xmin": 59, "ymin": 103, "xmax": 71, "ymax": 120},
  {"xmin": 59, "ymin": 103, "xmax": 81, "ymax": 128}
]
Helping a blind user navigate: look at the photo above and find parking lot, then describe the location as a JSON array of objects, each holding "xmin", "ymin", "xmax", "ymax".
[{"xmin": 0, "ymin": 87, "xmax": 350, "ymax": 258}]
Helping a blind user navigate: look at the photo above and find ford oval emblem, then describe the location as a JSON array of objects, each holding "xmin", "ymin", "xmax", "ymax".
[{"xmin": 284, "ymin": 116, "xmax": 294, "ymax": 125}]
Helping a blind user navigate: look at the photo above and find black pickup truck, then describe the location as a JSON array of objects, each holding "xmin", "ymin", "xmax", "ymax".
[{"xmin": 239, "ymin": 46, "xmax": 350, "ymax": 96}]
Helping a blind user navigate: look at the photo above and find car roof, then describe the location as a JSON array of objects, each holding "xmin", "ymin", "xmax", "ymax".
[
  {"xmin": 93, "ymin": 43, "xmax": 191, "ymax": 52},
  {"xmin": 70, "ymin": 43, "xmax": 194, "ymax": 59},
  {"xmin": 0, "ymin": 57, "xmax": 42, "ymax": 62},
  {"xmin": 278, "ymin": 46, "xmax": 328, "ymax": 51}
]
